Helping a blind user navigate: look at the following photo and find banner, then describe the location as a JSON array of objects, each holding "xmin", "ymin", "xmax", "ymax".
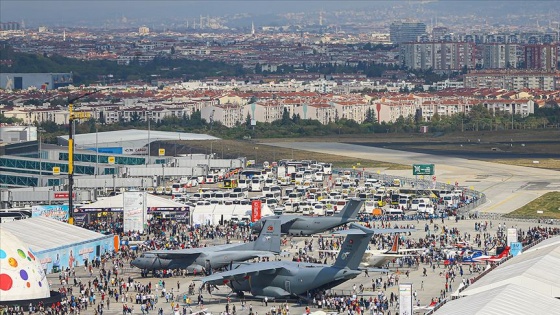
[
  {"xmin": 399, "ymin": 283, "xmax": 413, "ymax": 315},
  {"xmin": 123, "ymin": 192, "xmax": 147, "ymax": 233},
  {"xmin": 510, "ymin": 242, "xmax": 523, "ymax": 256},
  {"xmin": 507, "ymin": 228, "xmax": 518, "ymax": 246},
  {"xmin": 251, "ymin": 200, "xmax": 262, "ymax": 222},
  {"xmin": 32, "ymin": 205, "xmax": 69, "ymax": 221},
  {"xmin": 73, "ymin": 213, "xmax": 89, "ymax": 225}
]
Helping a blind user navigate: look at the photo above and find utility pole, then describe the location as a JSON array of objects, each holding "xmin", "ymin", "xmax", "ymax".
[{"xmin": 67, "ymin": 90, "xmax": 97, "ymax": 225}]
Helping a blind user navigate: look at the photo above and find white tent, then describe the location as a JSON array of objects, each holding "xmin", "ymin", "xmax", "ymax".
[
  {"xmin": 191, "ymin": 204, "xmax": 273, "ymax": 225},
  {"xmin": 78, "ymin": 193, "xmax": 189, "ymax": 212}
]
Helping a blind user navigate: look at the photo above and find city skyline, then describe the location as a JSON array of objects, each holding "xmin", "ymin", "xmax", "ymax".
[{"xmin": 1, "ymin": 0, "xmax": 558, "ymax": 28}]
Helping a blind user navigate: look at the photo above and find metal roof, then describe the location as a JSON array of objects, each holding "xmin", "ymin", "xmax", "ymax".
[
  {"xmin": 459, "ymin": 237, "xmax": 560, "ymax": 298},
  {"xmin": 0, "ymin": 217, "xmax": 111, "ymax": 254},
  {"xmin": 434, "ymin": 283, "xmax": 560, "ymax": 315},
  {"xmin": 58, "ymin": 129, "xmax": 219, "ymax": 148}
]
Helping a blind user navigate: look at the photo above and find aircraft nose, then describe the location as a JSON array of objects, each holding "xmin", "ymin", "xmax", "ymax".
[{"xmin": 131, "ymin": 258, "xmax": 143, "ymax": 268}]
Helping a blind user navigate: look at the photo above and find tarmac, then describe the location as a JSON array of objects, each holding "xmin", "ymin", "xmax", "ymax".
[
  {"xmin": 42, "ymin": 141, "xmax": 560, "ymax": 314},
  {"xmin": 45, "ymin": 216, "xmax": 560, "ymax": 315}
]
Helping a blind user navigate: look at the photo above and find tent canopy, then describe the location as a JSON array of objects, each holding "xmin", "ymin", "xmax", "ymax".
[{"xmin": 78, "ymin": 193, "xmax": 189, "ymax": 212}]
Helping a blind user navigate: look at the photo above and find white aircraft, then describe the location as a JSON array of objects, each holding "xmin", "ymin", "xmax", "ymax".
[
  {"xmin": 360, "ymin": 235, "xmax": 426, "ymax": 268},
  {"xmin": 320, "ymin": 233, "xmax": 424, "ymax": 268}
]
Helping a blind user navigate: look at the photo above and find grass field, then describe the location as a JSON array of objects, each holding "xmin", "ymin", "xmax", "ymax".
[
  {"xmin": 162, "ymin": 139, "xmax": 409, "ymax": 170},
  {"xmin": 504, "ymin": 192, "xmax": 560, "ymax": 219},
  {"xmin": 157, "ymin": 129, "xmax": 560, "ymax": 171}
]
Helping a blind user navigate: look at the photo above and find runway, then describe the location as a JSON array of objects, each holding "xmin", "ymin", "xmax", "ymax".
[{"xmin": 262, "ymin": 142, "xmax": 560, "ymax": 214}]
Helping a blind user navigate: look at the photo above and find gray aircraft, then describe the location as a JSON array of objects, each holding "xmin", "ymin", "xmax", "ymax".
[
  {"xmin": 200, "ymin": 223, "xmax": 375, "ymax": 299},
  {"xmin": 251, "ymin": 198, "xmax": 363, "ymax": 236},
  {"xmin": 131, "ymin": 219, "xmax": 281, "ymax": 274}
]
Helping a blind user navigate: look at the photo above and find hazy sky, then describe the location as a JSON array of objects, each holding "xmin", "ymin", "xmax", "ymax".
[
  {"xmin": 1, "ymin": 1, "xmax": 556, "ymax": 27},
  {"xmin": 0, "ymin": 1, "xmax": 374, "ymax": 24}
]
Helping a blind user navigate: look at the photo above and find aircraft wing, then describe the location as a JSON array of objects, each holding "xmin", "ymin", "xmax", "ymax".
[
  {"xmin": 200, "ymin": 262, "xmax": 297, "ymax": 285},
  {"xmin": 369, "ymin": 228, "xmax": 416, "ymax": 234},
  {"xmin": 360, "ymin": 267, "xmax": 390, "ymax": 273},
  {"xmin": 397, "ymin": 248, "xmax": 427, "ymax": 253},
  {"xmin": 148, "ymin": 243, "xmax": 237, "ymax": 259}
]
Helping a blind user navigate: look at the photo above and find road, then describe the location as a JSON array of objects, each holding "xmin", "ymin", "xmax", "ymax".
[{"xmin": 263, "ymin": 142, "xmax": 560, "ymax": 214}]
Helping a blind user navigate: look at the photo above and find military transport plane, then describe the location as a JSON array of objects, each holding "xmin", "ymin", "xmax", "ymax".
[
  {"xmin": 131, "ymin": 220, "xmax": 281, "ymax": 274},
  {"xmin": 251, "ymin": 198, "xmax": 363, "ymax": 236},
  {"xmin": 200, "ymin": 223, "xmax": 375, "ymax": 299}
]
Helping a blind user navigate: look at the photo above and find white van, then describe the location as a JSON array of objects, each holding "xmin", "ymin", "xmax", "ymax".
[
  {"xmin": 385, "ymin": 208, "xmax": 404, "ymax": 215},
  {"xmin": 250, "ymin": 178, "xmax": 263, "ymax": 192},
  {"xmin": 238, "ymin": 179, "xmax": 249, "ymax": 189},
  {"xmin": 313, "ymin": 172, "xmax": 324, "ymax": 182}
]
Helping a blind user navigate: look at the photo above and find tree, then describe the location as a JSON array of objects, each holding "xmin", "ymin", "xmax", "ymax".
[
  {"xmin": 364, "ymin": 108, "xmax": 376, "ymax": 124},
  {"xmin": 281, "ymin": 108, "xmax": 291, "ymax": 125}
]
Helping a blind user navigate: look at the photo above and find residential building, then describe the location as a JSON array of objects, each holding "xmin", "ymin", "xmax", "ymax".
[
  {"xmin": 401, "ymin": 42, "xmax": 475, "ymax": 71},
  {"xmin": 524, "ymin": 44, "xmax": 558, "ymax": 71},
  {"xmin": 464, "ymin": 70, "xmax": 560, "ymax": 90},
  {"xmin": 481, "ymin": 99, "xmax": 535, "ymax": 117},
  {"xmin": 482, "ymin": 44, "xmax": 518, "ymax": 69}
]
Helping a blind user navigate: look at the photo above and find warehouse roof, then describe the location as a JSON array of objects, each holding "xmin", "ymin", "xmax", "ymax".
[
  {"xmin": 58, "ymin": 129, "xmax": 219, "ymax": 148},
  {"xmin": 0, "ymin": 217, "xmax": 111, "ymax": 254}
]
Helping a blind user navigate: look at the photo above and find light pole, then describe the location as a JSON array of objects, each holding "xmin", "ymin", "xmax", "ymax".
[
  {"xmin": 95, "ymin": 123, "xmax": 99, "ymax": 176},
  {"xmin": 38, "ymin": 128, "xmax": 45, "ymax": 186},
  {"xmin": 147, "ymin": 111, "xmax": 151, "ymax": 165},
  {"xmin": 67, "ymin": 90, "xmax": 98, "ymax": 225}
]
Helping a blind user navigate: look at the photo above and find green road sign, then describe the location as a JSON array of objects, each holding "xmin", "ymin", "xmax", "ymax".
[{"xmin": 413, "ymin": 164, "xmax": 434, "ymax": 175}]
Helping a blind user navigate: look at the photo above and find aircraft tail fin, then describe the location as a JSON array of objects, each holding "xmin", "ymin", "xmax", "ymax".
[
  {"xmin": 250, "ymin": 219, "xmax": 281, "ymax": 253},
  {"xmin": 333, "ymin": 223, "xmax": 374, "ymax": 270},
  {"xmin": 498, "ymin": 246, "xmax": 510, "ymax": 258},
  {"xmin": 387, "ymin": 234, "xmax": 399, "ymax": 254},
  {"xmin": 335, "ymin": 198, "xmax": 363, "ymax": 220}
]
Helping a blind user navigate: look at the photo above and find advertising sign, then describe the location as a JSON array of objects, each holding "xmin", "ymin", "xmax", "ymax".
[
  {"xmin": 399, "ymin": 283, "xmax": 413, "ymax": 315},
  {"xmin": 507, "ymin": 228, "xmax": 518, "ymax": 246},
  {"xmin": 510, "ymin": 242, "xmax": 523, "ymax": 256},
  {"xmin": 32, "ymin": 205, "xmax": 69, "ymax": 221},
  {"xmin": 158, "ymin": 148, "xmax": 165, "ymax": 156},
  {"xmin": 123, "ymin": 192, "xmax": 147, "ymax": 233},
  {"xmin": 52, "ymin": 167, "xmax": 60, "ymax": 175},
  {"xmin": 122, "ymin": 147, "xmax": 148, "ymax": 155},
  {"xmin": 108, "ymin": 156, "xmax": 115, "ymax": 164},
  {"xmin": 53, "ymin": 192, "xmax": 75, "ymax": 199},
  {"xmin": 251, "ymin": 200, "xmax": 262, "ymax": 222}
]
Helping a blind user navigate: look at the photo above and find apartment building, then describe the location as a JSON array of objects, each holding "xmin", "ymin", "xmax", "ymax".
[
  {"xmin": 464, "ymin": 70, "xmax": 560, "ymax": 90},
  {"xmin": 374, "ymin": 96, "xmax": 418, "ymax": 123},
  {"xmin": 524, "ymin": 44, "xmax": 558, "ymax": 71},
  {"xmin": 244, "ymin": 100, "xmax": 284, "ymax": 123},
  {"xmin": 293, "ymin": 103, "xmax": 337, "ymax": 125},
  {"xmin": 201, "ymin": 103, "xmax": 245, "ymax": 128},
  {"xmin": 481, "ymin": 99, "xmax": 535, "ymax": 117},
  {"xmin": 482, "ymin": 43, "xmax": 518, "ymax": 69},
  {"xmin": 401, "ymin": 42, "xmax": 475, "ymax": 71}
]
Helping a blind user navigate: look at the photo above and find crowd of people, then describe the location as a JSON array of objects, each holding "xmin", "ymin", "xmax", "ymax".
[{"xmin": 2, "ymin": 208, "xmax": 560, "ymax": 315}]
